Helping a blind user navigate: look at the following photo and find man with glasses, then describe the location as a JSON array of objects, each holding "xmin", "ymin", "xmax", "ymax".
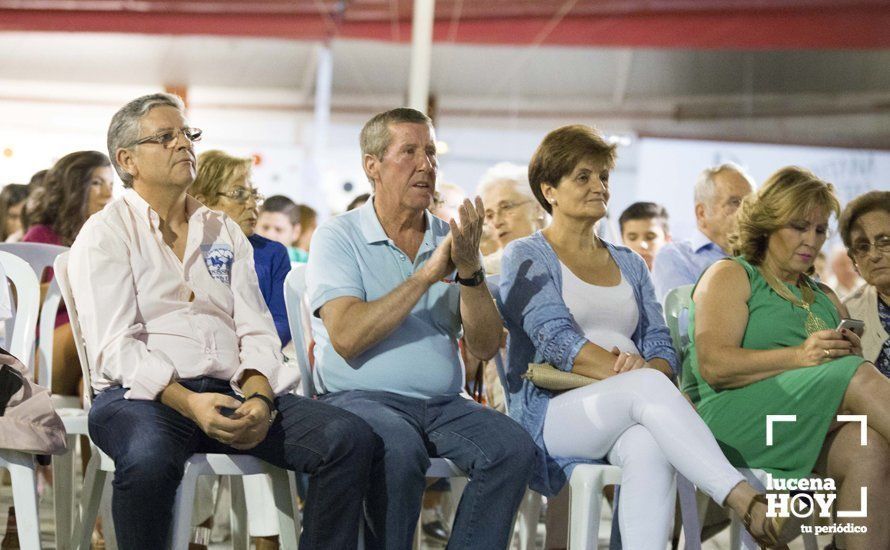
[
  {"xmin": 652, "ymin": 162, "xmax": 754, "ymax": 301},
  {"xmin": 69, "ymin": 93, "xmax": 375, "ymax": 550}
]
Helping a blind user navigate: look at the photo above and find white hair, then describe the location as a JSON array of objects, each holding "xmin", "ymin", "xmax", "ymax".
[
  {"xmin": 475, "ymin": 162, "xmax": 533, "ymax": 199},
  {"xmin": 693, "ymin": 162, "xmax": 755, "ymax": 207}
]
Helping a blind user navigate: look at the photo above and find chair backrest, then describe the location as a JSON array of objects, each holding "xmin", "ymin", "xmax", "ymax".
[
  {"xmin": 283, "ymin": 264, "xmax": 317, "ymax": 397},
  {"xmin": 53, "ymin": 252, "xmax": 95, "ymax": 408},
  {"xmin": 0, "ymin": 251, "xmax": 40, "ymax": 372},
  {"xmin": 0, "ymin": 243, "xmax": 70, "ymax": 388},
  {"xmin": 663, "ymin": 284, "xmax": 694, "ymax": 365}
]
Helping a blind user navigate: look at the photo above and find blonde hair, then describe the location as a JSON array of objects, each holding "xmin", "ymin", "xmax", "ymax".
[
  {"xmin": 192, "ymin": 150, "xmax": 252, "ymax": 206},
  {"xmin": 730, "ymin": 166, "xmax": 840, "ymax": 265}
]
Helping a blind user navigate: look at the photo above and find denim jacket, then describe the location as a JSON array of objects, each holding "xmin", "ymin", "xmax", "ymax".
[{"xmin": 498, "ymin": 231, "xmax": 678, "ymax": 496}]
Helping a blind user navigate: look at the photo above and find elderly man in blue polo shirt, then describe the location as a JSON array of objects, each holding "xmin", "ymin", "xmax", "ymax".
[
  {"xmin": 651, "ymin": 162, "xmax": 754, "ymax": 301},
  {"xmin": 306, "ymin": 107, "xmax": 536, "ymax": 549}
]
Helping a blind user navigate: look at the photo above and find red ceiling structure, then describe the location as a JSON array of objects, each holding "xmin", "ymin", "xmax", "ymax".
[{"xmin": 1, "ymin": 0, "xmax": 889, "ymax": 49}]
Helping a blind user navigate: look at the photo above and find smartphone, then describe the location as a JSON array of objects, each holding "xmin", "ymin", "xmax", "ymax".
[
  {"xmin": 218, "ymin": 406, "xmax": 241, "ymax": 418},
  {"xmin": 837, "ymin": 318, "xmax": 865, "ymax": 336}
]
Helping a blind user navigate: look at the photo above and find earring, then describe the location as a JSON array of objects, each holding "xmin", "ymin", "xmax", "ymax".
[{"xmin": 549, "ymin": 198, "xmax": 557, "ymax": 205}]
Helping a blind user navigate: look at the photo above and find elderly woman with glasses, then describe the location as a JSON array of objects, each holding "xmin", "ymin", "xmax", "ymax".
[
  {"xmin": 191, "ymin": 149, "xmax": 289, "ymax": 347},
  {"xmin": 683, "ymin": 169, "xmax": 890, "ymax": 548},
  {"xmin": 840, "ymin": 190, "xmax": 890, "ymax": 377},
  {"xmin": 476, "ymin": 162, "xmax": 547, "ymax": 275}
]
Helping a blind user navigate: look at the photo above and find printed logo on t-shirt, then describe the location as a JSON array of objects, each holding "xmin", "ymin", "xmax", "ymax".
[{"xmin": 200, "ymin": 243, "xmax": 234, "ymax": 286}]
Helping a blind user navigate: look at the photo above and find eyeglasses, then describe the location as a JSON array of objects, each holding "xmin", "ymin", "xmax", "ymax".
[
  {"xmin": 131, "ymin": 127, "xmax": 202, "ymax": 148},
  {"xmin": 484, "ymin": 199, "xmax": 533, "ymax": 222},
  {"xmin": 216, "ymin": 187, "xmax": 265, "ymax": 206},
  {"xmin": 850, "ymin": 236, "xmax": 890, "ymax": 259}
]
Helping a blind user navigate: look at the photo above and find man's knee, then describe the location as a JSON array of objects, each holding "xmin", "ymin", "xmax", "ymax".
[
  {"xmin": 113, "ymin": 439, "xmax": 185, "ymax": 491},
  {"xmin": 323, "ymin": 410, "xmax": 379, "ymax": 465},
  {"xmin": 475, "ymin": 413, "xmax": 536, "ymax": 477}
]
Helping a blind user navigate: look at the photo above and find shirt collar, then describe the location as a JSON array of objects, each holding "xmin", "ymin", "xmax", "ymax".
[
  {"xmin": 123, "ymin": 187, "xmax": 222, "ymax": 230},
  {"xmin": 358, "ymin": 195, "xmax": 434, "ymax": 245},
  {"xmin": 691, "ymin": 230, "xmax": 721, "ymax": 253}
]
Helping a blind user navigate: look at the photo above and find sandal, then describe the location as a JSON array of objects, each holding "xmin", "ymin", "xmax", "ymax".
[{"xmin": 742, "ymin": 494, "xmax": 806, "ymax": 550}]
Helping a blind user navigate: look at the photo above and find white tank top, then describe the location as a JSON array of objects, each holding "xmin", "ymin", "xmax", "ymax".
[{"xmin": 560, "ymin": 262, "xmax": 640, "ymax": 355}]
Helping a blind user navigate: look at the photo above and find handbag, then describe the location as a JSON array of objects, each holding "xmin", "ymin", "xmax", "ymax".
[
  {"xmin": 0, "ymin": 347, "xmax": 68, "ymax": 455},
  {"xmin": 522, "ymin": 362, "xmax": 597, "ymax": 391}
]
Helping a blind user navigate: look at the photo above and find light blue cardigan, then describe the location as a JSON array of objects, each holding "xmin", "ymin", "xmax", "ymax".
[{"xmin": 498, "ymin": 231, "xmax": 678, "ymax": 496}]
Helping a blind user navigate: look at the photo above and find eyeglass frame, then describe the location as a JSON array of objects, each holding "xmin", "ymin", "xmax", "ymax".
[
  {"xmin": 216, "ymin": 186, "xmax": 265, "ymax": 206},
  {"xmin": 484, "ymin": 199, "xmax": 534, "ymax": 222},
  {"xmin": 849, "ymin": 235, "xmax": 890, "ymax": 259},
  {"xmin": 128, "ymin": 127, "xmax": 203, "ymax": 149}
]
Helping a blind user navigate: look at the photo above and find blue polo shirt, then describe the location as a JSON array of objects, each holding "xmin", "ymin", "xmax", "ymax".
[
  {"xmin": 651, "ymin": 230, "xmax": 728, "ymax": 302},
  {"xmin": 306, "ymin": 198, "xmax": 463, "ymax": 399}
]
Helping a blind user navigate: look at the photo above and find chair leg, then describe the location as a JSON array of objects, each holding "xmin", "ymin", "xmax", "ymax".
[
  {"xmin": 99, "ymin": 477, "xmax": 117, "ymax": 550},
  {"xmin": 8, "ymin": 453, "xmax": 42, "ymax": 550},
  {"xmin": 72, "ymin": 454, "xmax": 105, "ymax": 550},
  {"xmin": 269, "ymin": 469, "xmax": 300, "ymax": 550},
  {"xmin": 53, "ymin": 435, "xmax": 77, "ymax": 550},
  {"xmin": 516, "ymin": 489, "xmax": 542, "ymax": 550},
  {"xmin": 568, "ymin": 470, "xmax": 605, "ymax": 550},
  {"xmin": 169, "ymin": 463, "xmax": 200, "ymax": 550},
  {"xmin": 677, "ymin": 475, "xmax": 702, "ymax": 550},
  {"xmin": 230, "ymin": 476, "xmax": 250, "ymax": 550}
]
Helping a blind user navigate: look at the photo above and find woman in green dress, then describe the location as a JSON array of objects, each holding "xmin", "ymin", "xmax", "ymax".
[{"xmin": 682, "ymin": 167, "xmax": 890, "ymax": 549}]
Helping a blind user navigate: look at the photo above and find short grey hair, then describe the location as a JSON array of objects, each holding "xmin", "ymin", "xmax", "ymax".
[
  {"xmin": 359, "ymin": 107, "xmax": 432, "ymax": 186},
  {"xmin": 475, "ymin": 162, "xmax": 533, "ymax": 199},
  {"xmin": 693, "ymin": 162, "xmax": 754, "ymax": 208},
  {"xmin": 107, "ymin": 93, "xmax": 186, "ymax": 188}
]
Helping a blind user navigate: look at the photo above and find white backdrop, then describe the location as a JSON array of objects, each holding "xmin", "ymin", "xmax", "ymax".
[{"xmin": 636, "ymin": 138, "xmax": 890, "ymax": 242}]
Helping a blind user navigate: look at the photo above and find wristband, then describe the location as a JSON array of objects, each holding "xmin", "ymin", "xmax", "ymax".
[{"xmin": 246, "ymin": 393, "xmax": 277, "ymax": 424}]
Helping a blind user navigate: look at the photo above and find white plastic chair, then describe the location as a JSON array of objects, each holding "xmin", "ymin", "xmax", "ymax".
[
  {"xmin": 283, "ymin": 265, "xmax": 468, "ymax": 549},
  {"xmin": 53, "ymin": 252, "xmax": 302, "ymax": 550},
  {"xmin": 0, "ymin": 242, "xmax": 72, "ymax": 403},
  {"xmin": 0, "ymin": 250, "xmax": 44, "ymax": 550},
  {"xmin": 0, "ymin": 242, "xmax": 86, "ymax": 549}
]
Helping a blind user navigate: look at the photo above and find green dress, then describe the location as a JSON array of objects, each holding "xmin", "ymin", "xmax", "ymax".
[{"xmin": 680, "ymin": 256, "xmax": 862, "ymax": 480}]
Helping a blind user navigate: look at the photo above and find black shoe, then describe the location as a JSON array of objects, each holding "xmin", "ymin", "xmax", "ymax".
[{"xmin": 422, "ymin": 520, "xmax": 450, "ymax": 543}]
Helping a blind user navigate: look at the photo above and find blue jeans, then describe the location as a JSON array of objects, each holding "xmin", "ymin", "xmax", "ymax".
[
  {"xmin": 320, "ymin": 390, "xmax": 536, "ymax": 550},
  {"xmin": 88, "ymin": 377, "xmax": 377, "ymax": 550}
]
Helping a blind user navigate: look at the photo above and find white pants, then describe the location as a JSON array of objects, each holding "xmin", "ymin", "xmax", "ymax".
[{"xmin": 543, "ymin": 369, "xmax": 744, "ymax": 550}]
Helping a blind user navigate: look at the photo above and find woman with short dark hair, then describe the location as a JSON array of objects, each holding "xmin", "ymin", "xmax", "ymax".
[{"xmin": 500, "ymin": 124, "xmax": 794, "ymax": 549}]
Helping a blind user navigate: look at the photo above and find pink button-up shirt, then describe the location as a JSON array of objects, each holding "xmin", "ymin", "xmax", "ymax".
[{"xmin": 69, "ymin": 189, "xmax": 298, "ymax": 400}]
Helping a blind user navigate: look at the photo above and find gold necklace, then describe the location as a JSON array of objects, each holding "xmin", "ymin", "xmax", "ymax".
[{"xmin": 758, "ymin": 265, "xmax": 830, "ymax": 335}]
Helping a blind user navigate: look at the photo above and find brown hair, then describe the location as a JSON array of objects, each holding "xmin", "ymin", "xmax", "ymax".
[
  {"xmin": 528, "ymin": 125, "xmax": 617, "ymax": 214},
  {"xmin": 730, "ymin": 166, "xmax": 840, "ymax": 265},
  {"xmin": 838, "ymin": 190, "xmax": 890, "ymax": 250},
  {"xmin": 192, "ymin": 150, "xmax": 252, "ymax": 207},
  {"xmin": 0, "ymin": 184, "xmax": 30, "ymax": 241},
  {"xmin": 28, "ymin": 151, "xmax": 112, "ymax": 246}
]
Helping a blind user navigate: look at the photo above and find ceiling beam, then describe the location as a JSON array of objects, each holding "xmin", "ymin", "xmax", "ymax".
[{"xmin": 2, "ymin": 6, "xmax": 890, "ymax": 49}]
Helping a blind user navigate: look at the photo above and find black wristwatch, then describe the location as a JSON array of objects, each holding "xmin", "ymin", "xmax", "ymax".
[
  {"xmin": 455, "ymin": 267, "xmax": 485, "ymax": 287},
  {"xmin": 246, "ymin": 393, "xmax": 278, "ymax": 424}
]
